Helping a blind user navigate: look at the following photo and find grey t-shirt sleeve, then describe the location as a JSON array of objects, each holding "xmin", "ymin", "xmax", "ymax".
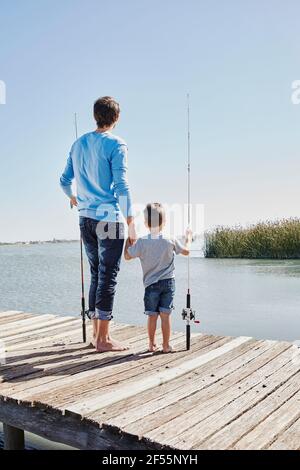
[
  {"xmin": 173, "ymin": 238, "xmax": 186, "ymax": 255},
  {"xmin": 127, "ymin": 238, "xmax": 143, "ymax": 258}
]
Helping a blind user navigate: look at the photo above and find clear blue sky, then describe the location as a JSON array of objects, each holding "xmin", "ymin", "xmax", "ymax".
[{"xmin": 0, "ymin": 0, "xmax": 299, "ymax": 242}]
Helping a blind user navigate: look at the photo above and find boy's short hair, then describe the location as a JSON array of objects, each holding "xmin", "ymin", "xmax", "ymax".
[
  {"xmin": 94, "ymin": 96, "xmax": 120, "ymax": 128},
  {"xmin": 144, "ymin": 203, "xmax": 165, "ymax": 228}
]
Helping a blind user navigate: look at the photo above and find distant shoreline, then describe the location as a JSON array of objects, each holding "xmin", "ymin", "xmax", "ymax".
[{"xmin": 0, "ymin": 239, "xmax": 79, "ymax": 247}]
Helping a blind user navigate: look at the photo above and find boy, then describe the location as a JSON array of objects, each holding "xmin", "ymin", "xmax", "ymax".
[{"xmin": 124, "ymin": 203, "xmax": 192, "ymax": 353}]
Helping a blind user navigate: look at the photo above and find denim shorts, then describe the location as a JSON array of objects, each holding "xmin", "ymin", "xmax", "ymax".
[{"xmin": 144, "ymin": 278, "xmax": 175, "ymax": 316}]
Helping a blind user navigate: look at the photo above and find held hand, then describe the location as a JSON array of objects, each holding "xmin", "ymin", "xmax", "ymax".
[
  {"xmin": 70, "ymin": 196, "xmax": 78, "ymax": 208},
  {"xmin": 128, "ymin": 222, "xmax": 137, "ymax": 245}
]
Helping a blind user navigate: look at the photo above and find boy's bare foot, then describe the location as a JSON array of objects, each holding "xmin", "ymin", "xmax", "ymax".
[
  {"xmin": 95, "ymin": 338, "xmax": 129, "ymax": 352},
  {"xmin": 162, "ymin": 344, "xmax": 173, "ymax": 353},
  {"xmin": 148, "ymin": 343, "xmax": 159, "ymax": 352}
]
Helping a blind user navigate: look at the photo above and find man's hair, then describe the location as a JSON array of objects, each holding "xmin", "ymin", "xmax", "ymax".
[
  {"xmin": 144, "ymin": 203, "xmax": 165, "ymax": 228},
  {"xmin": 94, "ymin": 96, "xmax": 120, "ymax": 129}
]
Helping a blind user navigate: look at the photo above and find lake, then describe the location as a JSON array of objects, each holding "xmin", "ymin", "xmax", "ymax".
[{"xmin": 0, "ymin": 242, "xmax": 300, "ymax": 343}]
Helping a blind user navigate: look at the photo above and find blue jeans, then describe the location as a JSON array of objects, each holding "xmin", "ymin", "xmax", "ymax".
[
  {"xmin": 144, "ymin": 278, "xmax": 175, "ymax": 316},
  {"xmin": 79, "ymin": 217, "xmax": 124, "ymax": 321}
]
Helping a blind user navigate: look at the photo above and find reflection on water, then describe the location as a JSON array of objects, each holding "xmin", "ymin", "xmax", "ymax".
[
  {"xmin": 0, "ymin": 243, "xmax": 299, "ymax": 342},
  {"xmin": 244, "ymin": 260, "xmax": 300, "ymax": 278}
]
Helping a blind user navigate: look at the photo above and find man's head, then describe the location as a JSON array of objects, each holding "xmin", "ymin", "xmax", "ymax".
[
  {"xmin": 144, "ymin": 203, "xmax": 166, "ymax": 231},
  {"xmin": 94, "ymin": 96, "xmax": 120, "ymax": 129}
]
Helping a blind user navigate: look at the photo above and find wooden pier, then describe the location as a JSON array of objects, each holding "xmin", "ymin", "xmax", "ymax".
[{"xmin": 0, "ymin": 310, "xmax": 299, "ymax": 450}]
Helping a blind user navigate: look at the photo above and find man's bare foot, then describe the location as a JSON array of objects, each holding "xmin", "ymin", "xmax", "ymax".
[
  {"xmin": 148, "ymin": 343, "xmax": 159, "ymax": 352},
  {"xmin": 162, "ymin": 344, "xmax": 173, "ymax": 353},
  {"xmin": 95, "ymin": 338, "xmax": 129, "ymax": 352}
]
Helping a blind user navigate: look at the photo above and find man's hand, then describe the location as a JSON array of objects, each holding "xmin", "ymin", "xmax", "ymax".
[{"xmin": 70, "ymin": 196, "xmax": 78, "ymax": 208}]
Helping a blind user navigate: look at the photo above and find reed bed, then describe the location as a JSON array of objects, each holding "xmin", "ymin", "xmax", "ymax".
[{"xmin": 204, "ymin": 218, "xmax": 300, "ymax": 259}]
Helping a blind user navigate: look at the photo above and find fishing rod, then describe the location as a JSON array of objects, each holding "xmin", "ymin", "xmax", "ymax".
[
  {"xmin": 71, "ymin": 113, "xmax": 87, "ymax": 343},
  {"xmin": 182, "ymin": 94, "xmax": 198, "ymax": 350}
]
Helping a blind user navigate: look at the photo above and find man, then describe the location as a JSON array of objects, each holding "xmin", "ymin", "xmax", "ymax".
[{"xmin": 60, "ymin": 96, "xmax": 136, "ymax": 352}]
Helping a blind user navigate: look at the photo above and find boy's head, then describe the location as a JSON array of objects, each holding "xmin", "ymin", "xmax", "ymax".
[
  {"xmin": 94, "ymin": 96, "xmax": 120, "ymax": 129},
  {"xmin": 144, "ymin": 203, "xmax": 165, "ymax": 231}
]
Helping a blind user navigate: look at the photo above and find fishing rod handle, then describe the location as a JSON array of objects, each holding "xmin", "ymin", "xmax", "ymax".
[{"xmin": 186, "ymin": 324, "xmax": 191, "ymax": 350}]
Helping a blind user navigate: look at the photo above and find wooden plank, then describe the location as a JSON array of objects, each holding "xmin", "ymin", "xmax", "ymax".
[
  {"xmin": 2, "ymin": 321, "xmax": 128, "ymax": 369},
  {"xmin": 1, "ymin": 340, "xmax": 92, "ymax": 375},
  {"xmin": 4, "ymin": 321, "xmax": 142, "ymax": 352},
  {"xmin": 0, "ymin": 311, "xmax": 26, "ymax": 320},
  {"xmin": 3, "ymin": 320, "xmax": 85, "ymax": 347},
  {"xmin": 0, "ymin": 314, "xmax": 56, "ymax": 334},
  {"xmin": 1, "ymin": 322, "xmax": 129, "ymax": 373},
  {"xmin": 3, "ymin": 328, "xmax": 156, "ymax": 385},
  {"xmin": 4, "ymin": 324, "xmax": 84, "ymax": 352},
  {"xmin": 102, "ymin": 339, "xmax": 271, "ymax": 430},
  {"xmin": 0, "ymin": 325, "xmax": 149, "ymax": 387},
  {"xmin": 0, "ymin": 327, "xmax": 177, "ymax": 398},
  {"xmin": 68, "ymin": 336, "xmax": 250, "ymax": 416},
  {"xmin": 0, "ymin": 317, "xmax": 80, "ymax": 342},
  {"xmin": 195, "ymin": 373, "xmax": 300, "ymax": 450},
  {"xmin": 0, "ymin": 397, "xmax": 151, "ymax": 450},
  {"xmin": 0, "ymin": 313, "xmax": 76, "ymax": 334},
  {"xmin": 142, "ymin": 343, "xmax": 295, "ymax": 447},
  {"xmin": 268, "ymin": 417, "xmax": 300, "ymax": 450},
  {"xmin": 26, "ymin": 332, "xmax": 207, "ymax": 408},
  {"xmin": 4, "ymin": 318, "xmax": 132, "ymax": 346},
  {"xmin": 91, "ymin": 338, "xmax": 265, "ymax": 425},
  {"xmin": 1, "ymin": 320, "xmax": 79, "ymax": 344},
  {"xmin": 232, "ymin": 387, "xmax": 300, "ymax": 450},
  {"xmin": 173, "ymin": 359, "xmax": 300, "ymax": 449},
  {"xmin": 0, "ymin": 311, "xmax": 23, "ymax": 317},
  {"xmin": 112, "ymin": 341, "xmax": 290, "ymax": 438},
  {"xmin": 0, "ymin": 312, "xmax": 37, "ymax": 325},
  {"xmin": 12, "ymin": 332, "xmax": 191, "ymax": 403},
  {"xmin": 24, "ymin": 335, "xmax": 224, "ymax": 408}
]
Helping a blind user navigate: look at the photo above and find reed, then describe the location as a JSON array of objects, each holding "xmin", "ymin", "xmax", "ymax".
[{"xmin": 204, "ymin": 218, "xmax": 300, "ymax": 259}]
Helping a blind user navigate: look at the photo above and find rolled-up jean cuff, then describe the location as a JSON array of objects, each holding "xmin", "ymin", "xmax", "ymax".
[
  {"xmin": 144, "ymin": 311, "xmax": 159, "ymax": 317},
  {"xmin": 95, "ymin": 308, "xmax": 113, "ymax": 321},
  {"xmin": 159, "ymin": 307, "xmax": 173, "ymax": 314}
]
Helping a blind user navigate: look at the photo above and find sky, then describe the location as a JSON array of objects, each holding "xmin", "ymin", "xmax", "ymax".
[{"xmin": 0, "ymin": 0, "xmax": 299, "ymax": 242}]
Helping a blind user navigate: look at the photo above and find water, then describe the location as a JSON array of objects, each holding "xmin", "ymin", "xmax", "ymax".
[{"xmin": 0, "ymin": 242, "xmax": 300, "ymax": 342}]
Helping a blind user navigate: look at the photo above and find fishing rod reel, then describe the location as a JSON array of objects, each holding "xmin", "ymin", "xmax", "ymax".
[
  {"xmin": 182, "ymin": 291, "xmax": 199, "ymax": 351},
  {"xmin": 182, "ymin": 306, "xmax": 196, "ymax": 322}
]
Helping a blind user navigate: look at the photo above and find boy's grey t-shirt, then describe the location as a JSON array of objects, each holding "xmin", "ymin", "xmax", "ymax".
[{"xmin": 127, "ymin": 234, "xmax": 185, "ymax": 288}]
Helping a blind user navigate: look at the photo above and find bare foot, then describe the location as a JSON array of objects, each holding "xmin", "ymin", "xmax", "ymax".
[
  {"xmin": 162, "ymin": 344, "xmax": 173, "ymax": 353},
  {"xmin": 95, "ymin": 338, "xmax": 129, "ymax": 352},
  {"xmin": 148, "ymin": 343, "xmax": 159, "ymax": 353}
]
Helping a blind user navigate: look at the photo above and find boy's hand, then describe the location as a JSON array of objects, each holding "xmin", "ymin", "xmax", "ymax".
[
  {"xmin": 124, "ymin": 237, "xmax": 133, "ymax": 260},
  {"xmin": 70, "ymin": 196, "xmax": 78, "ymax": 208},
  {"xmin": 185, "ymin": 227, "xmax": 193, "ymax": 244}
]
